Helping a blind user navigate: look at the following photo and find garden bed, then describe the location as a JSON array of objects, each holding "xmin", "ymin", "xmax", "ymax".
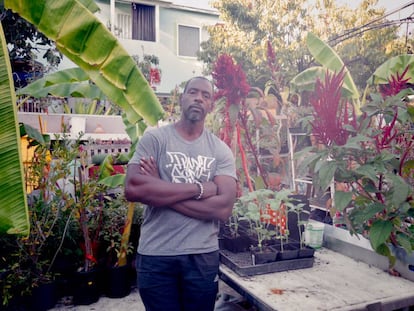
[{"xmin": 219, "ymin": 249, "xmax": 314, "ymax": 277}]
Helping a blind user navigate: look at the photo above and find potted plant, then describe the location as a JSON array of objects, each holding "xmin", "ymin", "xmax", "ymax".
[
  {"xmin": 235, "ymin": 189, "xmax": 279, "ymax": 264},
  {"xmin": 280, "ymin": 194, "xmax": 315, "ymax": 258},
  {"xmin": 220, "ymin": 196, "xmax": 251, "ymax": 253},
  {"xmin": 0, "ymin": 127, "xmax": 80, "ymax": 310},
  {"xmin": 266, "ymin": 190, "xmax": 310, "ymax": 261},
  {"xmin": 100, "ymin": 192, "xmax": 137, "ymax": 298}
]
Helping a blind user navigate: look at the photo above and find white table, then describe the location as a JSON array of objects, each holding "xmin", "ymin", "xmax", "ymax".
[{"xmin": 219, "ymin": 248, "xmax": 414, "ymax": 311}]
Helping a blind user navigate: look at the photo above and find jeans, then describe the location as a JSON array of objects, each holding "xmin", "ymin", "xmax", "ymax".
[{"xmin": 136, "ymin": 251, "xmax": 220, "ymax": 311}]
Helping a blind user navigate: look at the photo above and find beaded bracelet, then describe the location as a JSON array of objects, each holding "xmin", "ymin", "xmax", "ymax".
[{"xmin": 194, "ymin": 180, "xmax": 204, "ymax": 200}]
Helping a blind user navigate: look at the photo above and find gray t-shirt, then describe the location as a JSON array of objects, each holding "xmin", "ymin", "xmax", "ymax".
[{"xmin": 128, "ymin": 124, "xmax": 237, "ymax": 256}]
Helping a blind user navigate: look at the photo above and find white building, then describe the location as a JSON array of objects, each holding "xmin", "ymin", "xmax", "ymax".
[{"xmin": 58, "ymin": 0, "xmax": 220, "ymax": 95}]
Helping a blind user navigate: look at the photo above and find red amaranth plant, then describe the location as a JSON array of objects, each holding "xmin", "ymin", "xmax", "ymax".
[
  {"xmin": 212, "ymin": 54, "xmax": 272, "ymax": 191},
  {"xmin": 306, "ymin": 67, "xmax": 414, "ymax": 267},
  {"xmin": 309, "ymin": 68, "xmax": 356, "ymax": 147},
  {"xmin": 212, "ymin": 54, "xmax": 250, "ymax": 147}
]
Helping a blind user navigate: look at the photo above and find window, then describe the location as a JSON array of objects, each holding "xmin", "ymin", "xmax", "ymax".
[
  {"xmin": 178, "ymin": 25, "xmax": 200, "ymax": 57},
  {"xmin": 132, "ymin": 3, "xmax": 155, "ymax": 42},
  {"xmin": 117, "ymin": 13, "xmax": 131, "ymax": 39}
]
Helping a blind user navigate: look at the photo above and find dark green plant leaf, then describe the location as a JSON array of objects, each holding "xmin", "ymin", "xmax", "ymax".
[
  {"xmin": 385, "ymin": 173, "xmax": 410, "ymax": 206},
  {"xmin": 375, "ymin": 243, "xmax": 395, "ymax": 267},
  {"xmin": 349, "ymin": 202, "xmax": 384, "ymax": 224},
  {"xmin": 396, "ymin": 234, "xmax": 412, "ymax": 253},
  {"xmin": 355, "ymin": 165, "xmax": 378, "ymax": 182},
  {"xmin": 369, "ymin": 220, "xmax": 393, "ymax": 251},
  {"xmin": 317, "ymin": 160, "xmax": 336, "ymax": 191},
  {"xmin": 334, "ymin": 191, "xmax": 353, "ymax": 212}
]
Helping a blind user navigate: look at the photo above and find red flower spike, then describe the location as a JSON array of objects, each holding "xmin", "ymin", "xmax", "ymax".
[
  {"xmin": 212, "ymin": 54, "xmax": 250, "ymax": 107},
  {"xmin": 309, "ymin": 68, "xmax": 351, "ymax": 146},
  {"xmin": 379, "ymin": 66, "xmax": 410, "ymax": 98}
]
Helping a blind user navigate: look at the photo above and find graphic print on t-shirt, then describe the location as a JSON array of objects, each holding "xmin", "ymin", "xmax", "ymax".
[{"xmin": 166, "ymin": 151, "xmax": 214, "ymax": 183}]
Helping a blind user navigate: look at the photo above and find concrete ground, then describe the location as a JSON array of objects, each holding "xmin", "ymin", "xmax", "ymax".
[{"xmin": 50, "ymin": 280, "xmax": 255, "ymax": 311}]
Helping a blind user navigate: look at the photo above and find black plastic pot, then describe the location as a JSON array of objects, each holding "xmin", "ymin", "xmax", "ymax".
[
  {"xmin": 222, "ymin": 234, "xmax": 251, "ymax": 253},
  {"xmin": 72, "ymin": 268, "xmax": 101, "ymax": 305},
  {"xmin": 272, "ymin": 242, "xmax": 299, "ymax": 261},
  {"xmin": 30, "ymin": 281, "xmax": 58, "ymax": 311},
  {"xmin": 250, "ymin": 246, "xmax": 278, "ymax": 265},
  {"xmin": 105, "ymin": 265, "xmax": 132, "ymax": 298},
  {"xmin": 298, "ymin": 245, "xmax": 316, "ymax": 258}
]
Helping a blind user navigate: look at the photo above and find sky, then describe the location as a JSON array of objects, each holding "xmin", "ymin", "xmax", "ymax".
[
  {"xmin": 173, "ymin": 0, "xmax": 414, "ymax": 37},
  {"xmin": 173, "ymin": 0, "xmax": 414, "ymax": 20}
]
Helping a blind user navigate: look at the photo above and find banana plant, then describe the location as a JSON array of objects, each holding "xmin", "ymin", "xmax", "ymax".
[
  {"xmin": 1, "ymin": 0, "xmax": 165, "ymax": 242},
  {"xmin": 17, "ymin": 67, "xmax": 107, "ymax": 101},
  {"xmin": 0, "ymin": 22, "xmax": 30, "ymax": 235},
  {"xmin": 290, "ymin": 32, "xmax": 361, "ymax": 113}
]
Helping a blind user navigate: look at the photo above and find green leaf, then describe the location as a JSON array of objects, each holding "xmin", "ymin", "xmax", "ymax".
[
  {"xmin": 355, "ymin": 165, "xmax": 378, "ymax": 182},
  {"xmin": 375, "ymin": 243, "xmax": 395, "ymax": 267},
  {"xmin": 367, "ymin": 54, "xmax": 414, "ymax": 85},
  {"xmin": 21, "ymin": 123, "xmax": 47, "ymax": 145},
  {"xmin": 0, "ymin": 22, "xmax": 30, "ymax": 235},
  {"xmin": 21, "ymin": 81, "xmax": 106, "ymax": 100},
  {"xmin": 396, "ymin": 234, "xmax": 412, "ymax": 253},
  {"xmin": 99, "ymin": 174, "xmax": 126, "ymax": 188},
  {"xmin": 318, "ymin": 160, "xmax": 336, "ymax": 191},
  {"xmin": 334, "ymin": 191, "xmax": 353, "ymax": 212},
  {"xmin": 369, "ymin": 220, "xmax": 393, "ymax": 251},
  {"xmin": 349, "ymin": 202, "xmax": 384, "ymax": 224},
  {"xmin": 385, "ymin": 173, "xmax": 410, "ymax": 206}
]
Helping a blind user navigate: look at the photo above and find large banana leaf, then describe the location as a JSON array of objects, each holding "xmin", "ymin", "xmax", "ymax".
[
  {"xmin": 16, "ymin": 67, "xmax": 106, "ymax": 100},
  {"xmin": 0, "ymin": 22, "xmax": 30, "ymax": 235},
  {"xmin": 289, "ymin": 66, "xmax": 355, "ymax": 98},
  {"xmin": 367, "ymin": 54, "xmax": 414, "ymax": 85},
  {"xmin": 306, "ymin": 32, "xmax": 360, "ymax": 100},
  {"xmin": 6, "ymin": 0, "xmax": 165, "ymax": 128}
]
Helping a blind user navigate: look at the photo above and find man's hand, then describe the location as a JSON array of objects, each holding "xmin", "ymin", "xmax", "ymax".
[{"xmin": 139, "ymin": 156, "xmax": 160, "ymax": 178}]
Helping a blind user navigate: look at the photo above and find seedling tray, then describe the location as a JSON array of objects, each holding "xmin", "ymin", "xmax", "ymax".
[{"xmin": 219, "ymin": 250, "xmax": 314, "ymax": 277}]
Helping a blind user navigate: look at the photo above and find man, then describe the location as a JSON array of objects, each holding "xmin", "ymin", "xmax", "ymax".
[{"xmin": 125, "ymin": 76, "xmax": 237, "ymax": 311}]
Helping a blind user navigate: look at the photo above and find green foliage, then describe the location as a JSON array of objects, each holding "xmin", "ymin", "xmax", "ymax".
[
  {"xmin": 305, "ymin": 87, "xmax": 414, "ymax": 267},
  {"xmin": 200, "ymin": 0, "xmax": 403, "ymax": 93}
]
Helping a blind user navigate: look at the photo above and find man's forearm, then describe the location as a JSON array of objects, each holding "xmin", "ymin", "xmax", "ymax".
[
  {"xmin": 125, "ymin": 175, "xmax": 199, "ymax": 206},
  {"xmin": 125, "ymin": 163, "xmax": 218, "ymax": 206},
  {"xmin": 170, "ymin": 194, "xmax": 234, "ymax": 222}
]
